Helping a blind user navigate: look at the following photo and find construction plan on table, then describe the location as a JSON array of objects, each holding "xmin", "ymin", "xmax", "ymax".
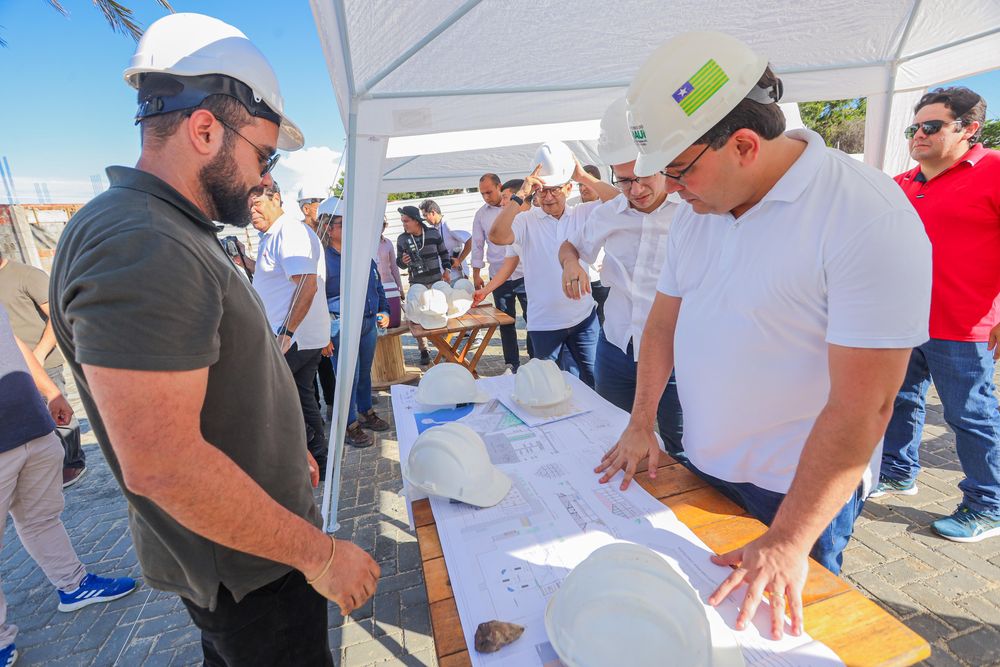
[{"xmin": 392, "ymin": 375, "xmax": 844, "ymax": 667}]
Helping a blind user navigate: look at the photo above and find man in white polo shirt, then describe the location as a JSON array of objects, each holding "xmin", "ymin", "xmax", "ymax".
[
  {"xmin": 250, "ymin": 180, "xmax": 331, "ymax": 473},
  {"xmin": 471, "ymin": 173, "xmax": 529, "ymax": 370},
  {"xmin": 559, "ymin": 97, "xmax": 683, "ymax": 459},
  {"xmin": 489, "ymin": 142, "xmax": 617, "ymax": 387},
  {"xmin": 597, "ymin": 33, "xmax": 931, "ymax": 639}
]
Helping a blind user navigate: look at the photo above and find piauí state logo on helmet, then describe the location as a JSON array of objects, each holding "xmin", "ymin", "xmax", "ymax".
[{"xmin": 630, "ymin": 125, "xmax": 647, "ymax": 147}]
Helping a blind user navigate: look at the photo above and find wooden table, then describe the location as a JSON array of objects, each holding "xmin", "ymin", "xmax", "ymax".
[
  {"xmin": 414, "ymin": 457, "xmax": 931, "ymax": 667},
  {"xmin": 408, "ymin": 305, "xmax": 515, "ymax": 378}
]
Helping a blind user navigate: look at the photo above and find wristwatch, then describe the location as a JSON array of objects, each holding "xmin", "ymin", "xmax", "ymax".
[
  {"xmin": 276, "ymin": 325, "xmax": 295, "ymax": 337},
  {"xmin": 510, "ymin": 194, "xmax": 524, "ymax": 206}
]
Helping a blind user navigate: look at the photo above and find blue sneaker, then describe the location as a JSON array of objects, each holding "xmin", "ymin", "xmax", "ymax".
[
  {"xmin": 0, "ymin": 643, "xmax": 17, "ymax": 667},
  {"xmin": 869, "ymin": 475, "xmax": 918, "ymax": 498},
  {"xmin": 57, "ymin": 573, "xmax": 137, "ymax": 612},
  {"xmin": 932, "ymin": 506, "xmax": 1000, "ymax": 543}
]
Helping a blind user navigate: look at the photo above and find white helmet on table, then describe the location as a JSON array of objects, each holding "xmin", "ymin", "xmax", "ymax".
[
  {"xmin": 125, "ymin": 12, "xmax": 304, "ymax": 151},
  {"xmin": 452, "ymin": 278, "xmax": 475, "ymax": 295},
  {"xmin": 544, "ymin": 543, "xmax": 743, "ymax": 667},
  {"xmin": 404, "ymin": 423, "xmax": 511, "ymax": 508},
  {"xmin": 513, "ymin": 359, "xmax": 572, "ymax": 409},
  {"xmin": 598, "ymin": 96, "xmax": 638, "ymax": 167},
  {"xmin": 415, "ymin": 363, "xmax": 490, "ymax": 406},
  {"xmin": 626, "ymin": 31, "xmax": 780, "ymax": 177},
  {"xmin": 531, "ymin": 141, "xmax": 576, "ymax": 186},
  {"xmin": 414, "ymin": 288, "xmax": 449, "ymax": 329}
]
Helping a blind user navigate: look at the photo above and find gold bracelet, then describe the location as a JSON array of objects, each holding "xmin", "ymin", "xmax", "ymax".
[{"xmin": 306, "ymin": 536, "xmax": 337, "ymax": 584}]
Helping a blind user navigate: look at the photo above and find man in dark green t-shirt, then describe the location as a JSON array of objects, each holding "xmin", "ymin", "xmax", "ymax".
[{"xmin": 48, "ymin": 13, "xmax": 378, "ymax": 666}]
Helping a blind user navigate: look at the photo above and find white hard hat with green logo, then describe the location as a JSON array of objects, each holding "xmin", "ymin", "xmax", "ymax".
[{"xmin": 626, "ymin": 32, "xmax": 781, "ymax": 177}]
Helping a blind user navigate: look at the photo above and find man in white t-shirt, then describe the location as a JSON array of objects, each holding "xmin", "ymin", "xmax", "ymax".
[
  {"xmin": 559, "ymin": 97, "xmax": 683, "ymax": 459},
  {"xmin": 489, "ymin": 144, "xmax": 618, "ymax": 387},
  {"xmin": 471, "ymin": 173, "xmax": 529, "ymax": 369},
  {"xmin": 250, "ymin": 181, "xmax": 331, "ymax": 472},
  {"xmin": 598, "ymin": 33, "xmax": 931, "ymax": 639}
]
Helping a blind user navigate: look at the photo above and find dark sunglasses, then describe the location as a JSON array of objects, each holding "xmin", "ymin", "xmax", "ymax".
[
  {"xmin": 904, "ymin": 119, "xmax": 963, "ymax": 140},
  {"xmin": 216, "ymin": 117, "xmax": 280, "ymax": 176}
]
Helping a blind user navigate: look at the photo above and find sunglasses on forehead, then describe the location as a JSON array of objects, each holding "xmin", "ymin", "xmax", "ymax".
[{"xmin": 904, "ymin": 119, "xmax": 963, "ymax": 140}]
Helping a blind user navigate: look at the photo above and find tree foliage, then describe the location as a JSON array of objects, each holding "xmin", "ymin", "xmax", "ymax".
[
  {"xmin": 799, "ymin": 98, "xmax": 867, "ymax": 153},
  {"xmin": 980, "ymin": 118, "xmax": 1000, "ymax": 150}
]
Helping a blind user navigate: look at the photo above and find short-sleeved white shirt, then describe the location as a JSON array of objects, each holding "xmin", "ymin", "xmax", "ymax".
[
  {"xmin": 572, "ymin": 193, "xmax": 677, "ymax": 359},
  {"xmin": 437, "ymin": 220, "xmax": 471, "ymax": 278},
  {"xmin": 471, "ymin": 203, "xmax": 523, "ymax": 280},
  {"xmin": 656, "ymin": 128, "xmax": 931, "ymax": 494},
  {"xmin": 510, "ymin": 201, "xmax": 600, "ymax": 331},
  {"xmin": 254, "ymin": 213, "xmax": 330, "ymax": 350}
]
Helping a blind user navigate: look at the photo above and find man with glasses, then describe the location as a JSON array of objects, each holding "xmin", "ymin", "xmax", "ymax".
[
  {"xmin": 297, "ymin": 185, "xmax": 328, "ymax": 235},
  {"xmin": 488, "ymin": 144, "xmax": 617, "ymax": 387},
  {"xmin": 599, "ymin": 33, "xmax": 930, "ymax": 639},
  {"xmin": 558, "ymin": 97, "xmax": 683, "ymax": 461},
  {"xmin": 248, "ymin": 180, "xmax": 331, "ymax": 478},
  {"xmin": 48, "ymin": 14, "xmax": 378, "ymax": 664},
  {"xmin": 876, "ymin": 87, "xmax": 1000, "ymax": 543}
]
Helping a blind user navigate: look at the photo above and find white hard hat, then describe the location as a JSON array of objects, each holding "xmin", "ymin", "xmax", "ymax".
[
  {"xmin": 317, "ymin": 196, "xmax": 345, "ymax": 219},
  {"xmin": 447, "ymin": 291, "xmax": 473, "ymax": 318},
  {"xmin": 512, "ymin": 359, "xmax": 572, "ymax": 409},
  {"xmin": 598, "ymin": 97, "xmax": 638, "ymax": 167},
  {"xmin": 626, "ymin": 31, "xmax": 777, "ymax": 177},
  {"xmin": 404, "ymin": 423, "xmax": 512, "ymax": 507},
  {"xmin": 297, "ymin": 184, "xmax": 329, "ymax": 203},
  {"xmin": 431, "ymin": 280, "xmax": 452, "ymax": 295},
  {"xmin": 415, "ymin": 288, "xmax": 449, "ymax": 329},
  {"xmin": 415, "ymin": 363, "xmax": 490, "ymax": 406},
  {"xmin": 124, "ymin": 13, "xmax": 304, "ymax": 151},
  {"xmin": 545, "ymin": 543, "xmax": 739, "ymax": 667},
  {"xmin": 531, "ymin": 141, "xmax": 576, "ymax": 186},
  {"xmin": 404, "ymin": 284, "xmax": 427, "ymax": 322},
  {"xmin": 452, "ymin": 278, "xmax": 475, "ymax": 295}
]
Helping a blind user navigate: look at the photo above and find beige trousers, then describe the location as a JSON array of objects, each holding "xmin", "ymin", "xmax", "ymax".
[{"xmin": 0, "ymin": 433, "xmax": 86, "ymax": 646}]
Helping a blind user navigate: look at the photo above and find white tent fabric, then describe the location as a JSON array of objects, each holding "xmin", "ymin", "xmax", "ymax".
[{"xmin": 310, "ymin": 0, "xmax": 1000, "ymax": 530}]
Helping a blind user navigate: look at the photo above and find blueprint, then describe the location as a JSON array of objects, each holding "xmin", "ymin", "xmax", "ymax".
[{"xmin": 391, "ymin": 379, "xmax": 845, "ymax": 667}]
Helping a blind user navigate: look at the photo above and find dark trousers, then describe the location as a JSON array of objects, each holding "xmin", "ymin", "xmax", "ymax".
[
  {"xmin": 594, "ymin": 332, "xmax": 684, "ymax": 461},
  {"xmin": 315, "ymin": 355, "xmax": 335, "ymax": 407},
  {"xmin": 528, "ymin": 308, "xmax": 600, "ymax": 388},
  {"xmin": 45, "ymin": 366, "xmax": 85, "ymax": 469},
  {"xmin": 285, "ymin": 345, "xmax": 327, "ymax": 468},
  {"xmin": 590, "ymin": 280, "xmax": 610, "ymax": 327},
  {"xmin": 181, "ymin": 571, "xmax": 333, "ymax": 667},
  {"xmin": 687, "ymin": 465, "xmax": 865, "ymax": 574},
  {"xmin": 493, "ymin": 277, "xmax": 532, "ymax": 368}
]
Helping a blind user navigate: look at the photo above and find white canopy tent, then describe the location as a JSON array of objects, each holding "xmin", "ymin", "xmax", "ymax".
[{"xmin": 309, "ymin": 0, "xmax": 1000, "ymax": 529}]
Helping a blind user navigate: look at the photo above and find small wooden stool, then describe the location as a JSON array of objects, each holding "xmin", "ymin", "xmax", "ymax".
[{"xmin": 371, "ymin": 324, "xmax": 421, "ymax": 390}]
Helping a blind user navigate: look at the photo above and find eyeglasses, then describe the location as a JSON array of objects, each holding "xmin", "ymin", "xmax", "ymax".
[
  {"xmin": 659, "ymin": 144, "xmax": 711, "ymax": 182},
  {"xmin": 904, "ymin": 119, "xmax": 963, "ymax": 140},
  {"xmin": 299, "ymin": 198, "xmax": 323, "ymax": 208},
  {"xmin": 534, "ymin": 185, "xmax": 565, "ymax": 198},
  {"xmin": 216, "ymin": 117, "xmax": 280, "ymax": 176},
  {"xmin": 611, "ymin": 174, "xmax": 645, "ymax": 191}
]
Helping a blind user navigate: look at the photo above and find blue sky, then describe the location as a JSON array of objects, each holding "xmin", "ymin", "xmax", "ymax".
[{"xmin": 0, "ymin": 1, "xmax": 997, "ymax": 202}]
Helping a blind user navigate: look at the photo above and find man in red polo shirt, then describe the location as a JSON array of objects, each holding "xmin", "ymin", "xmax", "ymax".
[{"xmin": 876, "ymin": 87, "xmax": 1000, "ymax": 542}]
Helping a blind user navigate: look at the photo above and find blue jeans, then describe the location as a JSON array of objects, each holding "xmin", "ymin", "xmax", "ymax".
[
  {"xmin": 331, "ymin": 314, "xmax": 377, "ymax": 425},
  {"xmin": 594, "ymin": 332, "xmax": 684, "ymax": 460},
  {"xmin": 528, "ymin": 308, "xmax": 599, "ymax": 388},
  {"xmin": 493, "ymin": 277, "xmax": 532, "ymax": 368},
  {"xmin": 882, "ymin": 339, "xmax": 1000, "ymax": 515},
  {"xmin": 689, "ymin": 465, "xmax": 865, "ymax": 574}
]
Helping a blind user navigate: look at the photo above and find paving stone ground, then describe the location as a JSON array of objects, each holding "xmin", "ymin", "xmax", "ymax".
[{"xmin": 2, "ymin": 322, "xmax": 999, "ymax": 666}]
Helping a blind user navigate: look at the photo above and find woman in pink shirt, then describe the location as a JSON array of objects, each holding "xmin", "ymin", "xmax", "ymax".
[{"xmin": 376, "ymin": 216, "xmax": 404, "ymax": 327}]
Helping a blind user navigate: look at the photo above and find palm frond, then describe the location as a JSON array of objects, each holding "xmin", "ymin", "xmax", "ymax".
[
  {"xmin": 47, "ymin": 1, "xmax": 69, "ymax": 17},
  {"xmin": 92, "ymin": 0, "xmax": 175, "ymax": 41}
]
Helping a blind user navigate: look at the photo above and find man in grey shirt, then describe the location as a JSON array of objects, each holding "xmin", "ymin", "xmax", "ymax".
[{"xmin": 48, "ymin": 13, "xmax": 378, "ymax": 665}]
